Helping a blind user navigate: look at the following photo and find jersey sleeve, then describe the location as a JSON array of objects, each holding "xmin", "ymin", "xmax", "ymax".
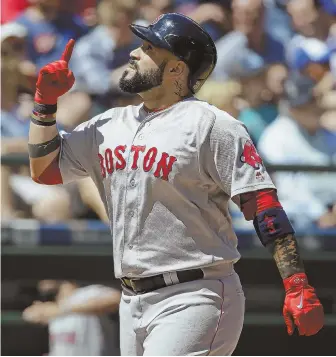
[
  {"xmin": 204, "ymin": 115, "xmax": 276, "ymax": 198},
  {"xmin": 59, "ymin": 114, "xmax": 101, "ymax": 184}
]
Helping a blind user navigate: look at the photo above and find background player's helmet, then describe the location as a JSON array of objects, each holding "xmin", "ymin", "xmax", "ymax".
[{"xmin": 129, "ymin": 13, "xmax": 217, "ymax": 94}]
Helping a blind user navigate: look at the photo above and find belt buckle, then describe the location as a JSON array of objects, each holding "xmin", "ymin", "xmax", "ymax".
[
  {"xmin": 130, "ymin": 279, "xmax": 137, "ymax": 291},
  {"xmin": 128, "ymin": 278, "xmax": 141, "ymax": 292}
]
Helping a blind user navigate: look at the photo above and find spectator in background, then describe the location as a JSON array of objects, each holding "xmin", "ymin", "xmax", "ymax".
[
  {"xmin": 196, "ymin": 79, "xmax": 242, "ymax": 118},
  {"xmin": 238, "ymin": 68, "xmax": 273, "ymax": 144},
  {"xmin": 1, "ymin": 22, "xmax": 109, "ymax": 223},
  {"xmin": 65, "ymin": 0, "xmax": 141, "ymax": 125},
  {"xmin": 14, "ymin": 0, "xmax": 88, "ymax": 70},
  {"xmin": 212, "ymin": 0, "xmax": 292, "ymax": 80},
  {"xmin": 1, "ymin": 0, "xmax": 29, "ymax": 24},
  {"xmin": 198, "ymin": 70, "xmax": 276, "ymax": 145},
  {"xmin": 187, "ymin": 1, "xmax": 232, "ymax": 42},
  {"xmin": 265, "ymin": 62, "xmax": 289, "ymax": 105},
  {"xmin": 1, "ymin": 22, "xmax": 35, "ymax": 219},
  {"xmin": 1, "ymin": 26, "xmax": 60, "ymax": 220},
  {"xmin": 137, "ymin": 0, "xmax": 175, "ymax": 23},
  {"xmin": 199, "ymin": 65, "xmax": 288, "ymax": 146},
  {"xmin": 286, "ymin": 35, "xmax": 336, "ymax": 131},
  {"xmin": 1, "ymin": 22, "xmax": 37, "ymax": 93},
  {"xmin": 286, "ymin": 0, "xmax": 336, "ymax": 102},
  {"xmin": 23, "ymin": 280, "xmax": 121, "ymax": 356},
  {"xmin": 328, "ymin": 23, "xmax": 336, "ymax": 78},
  {"xmin": 71, "ymin": 0, "xmax": 140, "ymax": 97},
  {"xmin": 286, "ymin": 0, "xmax": 336, "ymax": 86},
  {"xmin": 287, "ymin": 36, "xmax": 331, "ymax": 83},
  {"xmin": 31, "ymin": 175, "xmax": 110, "ymax": 223},
  {"xmin": 233, "ymin": 63, "xmax": 288, "ymax": 145},
  {"xmin": 258, "ymin": 75, "xmax": 336, "ymax": 230},
  {"xmin": 231, "ymin": 0, "xmax": 289, "ymax": 62},
  {"xmin": 61, "ymin": 0, "xmax": 97, "ymax": 27},
  {"xmin": 322, "ymin": 22, "xmax": 336, "ymax": 131},
  {"xmin": 286, "ymin": 0, "xmax": 336, "ymax": 85},
  {"xmin": 286, "ymin": 0, "xmax": 334, "ymax": 41}
]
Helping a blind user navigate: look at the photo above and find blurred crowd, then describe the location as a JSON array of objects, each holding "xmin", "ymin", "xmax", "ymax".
[{"xmin": 1, "ymin": 0, "xmax": 336, "ymax": 229}]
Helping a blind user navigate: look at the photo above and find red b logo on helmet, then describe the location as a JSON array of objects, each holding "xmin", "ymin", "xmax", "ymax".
[{"xmin": 240, "ymin": 141, "xmax": 263, "ymax": 169}]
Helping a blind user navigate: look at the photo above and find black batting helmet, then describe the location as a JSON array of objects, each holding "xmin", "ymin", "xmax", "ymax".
[{"xmin": 129, "ymin": 13, "xmax": 217, "ymax": 94}]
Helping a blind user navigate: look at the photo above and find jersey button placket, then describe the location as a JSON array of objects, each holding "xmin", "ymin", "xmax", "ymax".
[
  {"xmin": 122, "ymin": 121, "xmax": 149, "ymax": 275},
  {"xmin": 123, "ymin": 155, "xmax": 140, "ymax": 275},
  {"xmin": 121, "ymin": 144, "xmax": 138, "ymax": 275}
]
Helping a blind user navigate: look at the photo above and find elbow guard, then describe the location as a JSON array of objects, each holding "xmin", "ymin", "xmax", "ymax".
[{"xmin": 253, "ymin": 207, "xmax": 295, "ymax": 247}]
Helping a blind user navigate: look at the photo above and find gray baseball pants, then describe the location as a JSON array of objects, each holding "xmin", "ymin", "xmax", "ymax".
[{"xmin": 119, "ymin": 270, "xmax": 245, "ymax": 355}]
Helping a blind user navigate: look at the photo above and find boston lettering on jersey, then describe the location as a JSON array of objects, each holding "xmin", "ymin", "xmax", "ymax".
[{"xmin": 98, "ymin": 145, "xmax": 177, "ymax": 180}]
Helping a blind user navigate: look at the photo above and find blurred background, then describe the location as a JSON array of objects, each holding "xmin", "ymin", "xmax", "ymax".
[{"xmin": 1, "ymin": 0, "xmax": 336, "ymax": 355}]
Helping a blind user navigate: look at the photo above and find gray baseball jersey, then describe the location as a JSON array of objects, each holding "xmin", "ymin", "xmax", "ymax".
[{"xmin": 59, "ymin": 97, "xmax": 275, "ymax": 278}]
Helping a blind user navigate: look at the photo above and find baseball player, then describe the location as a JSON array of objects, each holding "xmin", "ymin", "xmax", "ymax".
[
  {"xmin": 28, "ymin": 13, "xmax": 324, "ymax": 356},
  {"xmin": 23, "ymin": 281, "xmax": 121, "ymax": 355}
]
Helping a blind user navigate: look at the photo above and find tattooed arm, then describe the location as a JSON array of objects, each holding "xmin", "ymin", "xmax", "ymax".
[
  {"xmin": 238, "ymin": 185, "xmax": 323, "ymax": 336},
  {"xmin": 270, "ymin": 233, "xmax": 324, "ymax": 337},
  {"xmin": 239, "ymin": 190, "xmax": 305, "ymax": 279},
  {"xmin": 267, "ymin": 234, "xmax": 305, "ymax": 279}
]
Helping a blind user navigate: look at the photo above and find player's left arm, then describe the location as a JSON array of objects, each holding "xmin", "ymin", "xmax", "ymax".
[
  {"xmin": 204, "ymin": 115, "xmax": 324, "ymax": 336},
  {"xmin": 239, "ymin": 189, "xmax": 324, "ymax": 336},
  {"xmin": 22, "ymin": 288, "xmax": 121, "ymax": 324},
  {"xmin": 64, "ymin": 289, "xmax": 121, "ymax": 315}
]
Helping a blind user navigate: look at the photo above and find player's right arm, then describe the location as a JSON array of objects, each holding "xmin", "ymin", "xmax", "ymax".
[{"xmin": 28, "ymin": 40, "xmax": 76, "ymax": 185}]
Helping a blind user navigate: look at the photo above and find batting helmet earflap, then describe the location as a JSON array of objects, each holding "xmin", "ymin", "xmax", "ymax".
[{"xmin": 129, "ymin": 13, "xmax": 217, "ymax": 94}]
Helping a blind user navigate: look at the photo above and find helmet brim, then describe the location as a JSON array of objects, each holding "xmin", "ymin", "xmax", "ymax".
[{"xmin": 129, "ymin": 24, "xmax": 170, "ymax": 51}]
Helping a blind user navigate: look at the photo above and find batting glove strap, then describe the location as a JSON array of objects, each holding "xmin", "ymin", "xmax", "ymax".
[
  {"xmin": 283, "ymin": 273, "xmax": 324, "ymax": 336},
  {"xmin": 283, "ymin": 272, "xmax": 308, "ymax": 292}
]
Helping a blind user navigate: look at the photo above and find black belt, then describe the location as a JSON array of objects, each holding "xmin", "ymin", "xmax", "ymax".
[{"xmin": 120, "ymin": 268, "xmax": 204, "ymax": 294}]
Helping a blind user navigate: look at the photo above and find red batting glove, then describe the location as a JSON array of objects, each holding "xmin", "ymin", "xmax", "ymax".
[
  {"xmin": 34, "ymin": 39, "xmax": 76, "ymax": 105},
  {"xmin": 283, "ymin": 273, "xmax": 324, "ymax": 336}
]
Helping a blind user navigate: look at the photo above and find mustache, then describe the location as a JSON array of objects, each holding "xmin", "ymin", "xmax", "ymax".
[{"xmin": 128, "ymin": 60, "xmax": 139, "ymax": 70}]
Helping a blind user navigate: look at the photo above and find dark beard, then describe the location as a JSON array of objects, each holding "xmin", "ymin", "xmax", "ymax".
[{"xmin": 119, "ymin": 61, "xmax": 166, "ymax": 94}]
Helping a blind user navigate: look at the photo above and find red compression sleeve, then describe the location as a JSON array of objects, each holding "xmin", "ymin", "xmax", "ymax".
[
  {"xmin": 34, "ymin": 155, "xmax": 63, "ymax": 185},
  {"xmin": 256, "ymin": 189, "xmax": 282, "ymax": 214},
  {"xmin": 240, "ymin": 189, "xmax": 282, "ymax": 220}
]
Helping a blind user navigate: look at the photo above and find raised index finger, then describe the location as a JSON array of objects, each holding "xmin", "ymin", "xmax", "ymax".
[{"xmin": 61, "ymin": 39, "xmax": 75, "ymax": 63}]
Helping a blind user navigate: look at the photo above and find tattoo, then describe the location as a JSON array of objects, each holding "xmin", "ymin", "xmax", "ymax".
[
  {"xmin": 174, "ymin": 80, "xmax": 183, "ymax": 97},
  {"xmin": 270, "ymin": 234, "xmax": 305, "ymax": 279},
  {"xmin": 28, "ymin": 135, "xmax": 61, "ymax": 158}
]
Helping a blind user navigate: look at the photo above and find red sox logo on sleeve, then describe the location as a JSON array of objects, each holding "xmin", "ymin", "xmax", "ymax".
[
  {"xmin": 240, "ymin": 141, "xmax": 263, "ymax": 170},
  {"xmin": 98, "ymin": 145, "xmax": 177, "ymax": 180}
]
